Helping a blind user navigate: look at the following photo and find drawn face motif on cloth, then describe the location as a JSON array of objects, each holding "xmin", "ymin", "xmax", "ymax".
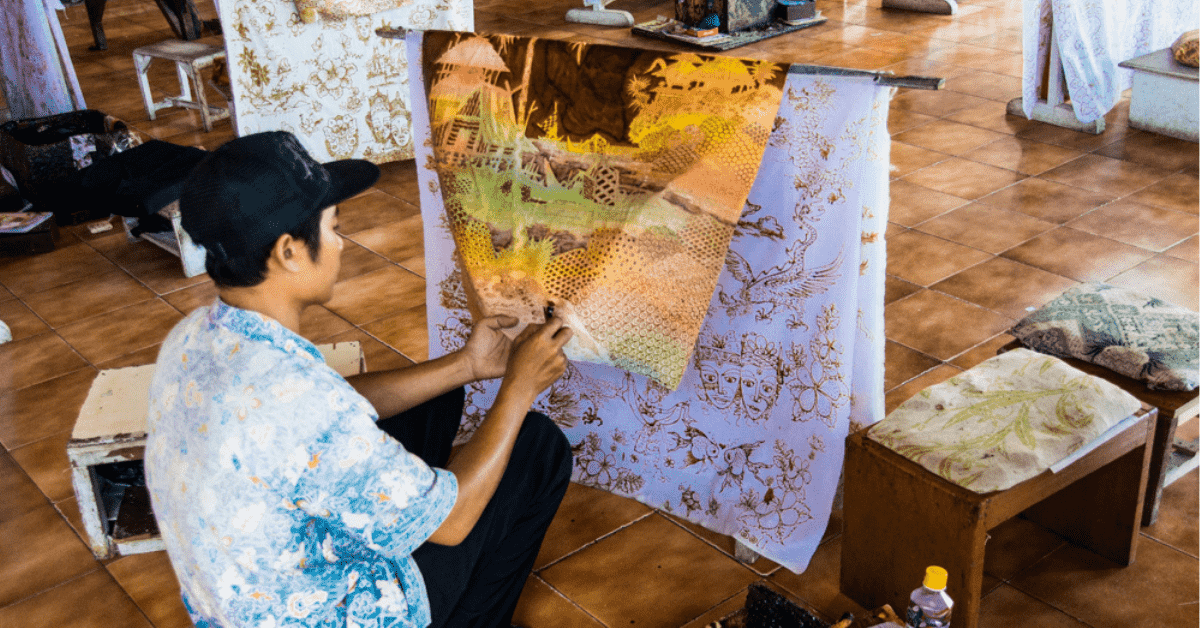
[
  {"xmin": 737, "ymin": 334, "xmax": 782, "ymax": 421},
  {"xmin": 739, "ymin": 361, "xmax": 780, "ymax": 420},
  {"xmin": 697, "ymin": 357, "xmax": 740, "ymax": 409}
]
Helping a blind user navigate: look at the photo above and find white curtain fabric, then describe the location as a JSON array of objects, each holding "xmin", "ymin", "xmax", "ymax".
[
  {"xmin": 0, "ymin": 0, "xmax": 85, "ymax": 119},
  {"xmin": 1021, "ymin": 0, "xmax": 1198, "ymax": 124},
  {"xmin": 218, "ymin": 0, "xmax": 471, "ymax": 163},
  {"xmin": 410, "ymin": 32, "xmax": 891, "ymax": 573}
]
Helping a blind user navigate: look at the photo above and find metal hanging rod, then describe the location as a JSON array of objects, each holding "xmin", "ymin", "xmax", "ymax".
[{"xmin": 377, "ymin": 28, "xmax": 943, "ymax": 90}]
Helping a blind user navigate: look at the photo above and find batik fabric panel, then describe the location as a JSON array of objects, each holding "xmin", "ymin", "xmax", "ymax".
[
  {"xmin": 420, "ymin": 32, "xmax": 788, "ymax": 388},
  {"xmin": 1021, "ymin": 0, "xmax": 1197, "ymax": 123},
  {"xmin": 219, "ymin": 0, "xmax": 471, "ymax": 164},
  {"xmin": 410, "ymin": 31, "xmax": 891, "ymax": 573},
  {"xmin": 1012, "ymin": 283, "xmax": 1199, "ymax": 391},
  {"xmin": 870, "ymin": 348, "xmax": 1143, "ymax": 493}
]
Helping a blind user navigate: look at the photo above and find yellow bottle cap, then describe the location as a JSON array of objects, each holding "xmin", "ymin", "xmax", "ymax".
[{"xmin": 923, "ymin": 565, "xmax": 948, "ymax": 590}]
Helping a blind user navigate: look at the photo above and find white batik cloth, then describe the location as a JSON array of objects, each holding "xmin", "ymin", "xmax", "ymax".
[
  {"xmin": 409, "ymin": 32, "xmax": 892, "ymax": 573},
  {"xmin": 218, "ymin": 0, "xmax": 472, "ymax": 164},
  {"xmin": 1021, "ymin": 0, "xmax": 1198, "ymax": 124}
]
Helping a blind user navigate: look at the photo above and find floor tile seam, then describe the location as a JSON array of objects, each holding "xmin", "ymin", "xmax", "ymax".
[
  {"xmin": 1, "ymin": 417, "xmax": 75, "ymax": 454},
  {"xmin": 0, "ymin": 330, "xmax": 92, "ymax": 393},
  {"xmin": 52, "ymin": 295, "xmax": 175, "ymax": 357},
  {"xmin": 1138, "ymin": 532, "xmax": 1200, "ymax": 562},
  {"xmin": 524, "ymin": 573, "xmax": 610, "ymax": 627},
  {"xmin": 675, "ymin": 583, "xmax": 755, "ymax": 628},
  {"xmin": 0, "ymin": 566, "xmax": 105, "ymax": 613},
  {"xmin": 655, "ymin": 509, "xmax": 766, "ymax": 572},
  {"xmin": 532, "ymin": 510, "xmax": 657, "ymax": 572},
  {"xmin": 999, "ymin": 572, "xmax": 1103, "ymax": 628},
  {"xmin": 908, "ymin": 215, "xmax": 1061, "ymax": 259}
]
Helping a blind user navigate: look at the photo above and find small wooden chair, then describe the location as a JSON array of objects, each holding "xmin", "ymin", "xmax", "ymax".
[{"xmin": 132, "ymin": 40, "xmax": 230, "ymax": 132}]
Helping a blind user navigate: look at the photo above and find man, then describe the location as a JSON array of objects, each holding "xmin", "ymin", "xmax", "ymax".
[{"xmin": 145, "ymin": 131, "xmax": 574, "ymax": 628}]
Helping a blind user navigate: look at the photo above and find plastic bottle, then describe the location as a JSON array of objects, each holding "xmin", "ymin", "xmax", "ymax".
[{"xmin": 905, "ymin": 565, "xmax": 953, "ymax": 628}]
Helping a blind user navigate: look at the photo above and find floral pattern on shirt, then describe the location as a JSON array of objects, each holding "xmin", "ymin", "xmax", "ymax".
[{"xmin": 146, "ymin": 300, "xmax": 457, "ymax": 628}]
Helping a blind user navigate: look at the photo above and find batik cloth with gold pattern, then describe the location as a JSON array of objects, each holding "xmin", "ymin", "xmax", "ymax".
[
  {"xmin": 409, "ymin": 31, "xmax": 892, "ymax": 572},
  {"xmin": 145, "ymin": 300, "xmax": 457, "ymax": 628},
  {"xmin": 218, "ymin": 0, "xmax": 472, "ymax": 164},
  {"xmin": 1021, "ymin": 0, "xmax": 1197, "ymax": 123},
  {"xmin": 870, "ymin": 348, "xmax": 1143, "ymax": 493}
]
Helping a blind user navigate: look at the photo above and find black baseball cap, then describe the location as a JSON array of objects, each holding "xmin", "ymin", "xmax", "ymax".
[{"xmin": 180, "ymin": 131, "xmax": 380, "ymax": 262}]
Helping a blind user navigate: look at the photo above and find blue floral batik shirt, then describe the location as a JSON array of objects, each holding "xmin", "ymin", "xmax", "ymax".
[{"xmin": 145, "ymin": 300, "xmax": 457, "ymax": 628}]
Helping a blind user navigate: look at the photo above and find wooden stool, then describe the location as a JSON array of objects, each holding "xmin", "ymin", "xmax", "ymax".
[
  {"xmin": 840, "ymin": 404, "xmax": 1155, "ymax": 628},
  {"xmin": 68, "ymin": 343, "xmax": 365, "ymax": 559},
  {"xmin": 1000, "ymin": 339, "xmax": 1199, "ymax": 525},
  {"xmin": 132, "ymin": 40, "xmax": 230, "ymax": 132}
]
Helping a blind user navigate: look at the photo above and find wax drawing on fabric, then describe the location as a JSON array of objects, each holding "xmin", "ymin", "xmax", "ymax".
[
  {"xmin": 421, "ymin": 32, "xmax": 788, "ymax": 387},
  {"xmin": 413, "ymin": 27, "xmax": 892, "ymax": 570}
]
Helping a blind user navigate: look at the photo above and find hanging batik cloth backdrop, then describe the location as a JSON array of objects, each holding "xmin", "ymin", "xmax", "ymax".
[
  {"xmin": 408, "ymin": 31, "xmax": 892, "ymax": 573},
  {"xmin": 218, "ymin": 0, "xmax": 471, "ymax": 164}
]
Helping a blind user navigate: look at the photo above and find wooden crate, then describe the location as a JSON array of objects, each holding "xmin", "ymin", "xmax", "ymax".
[{"xmin": 67, "ymin": 342, "xmax": 365, "ymax": 559}]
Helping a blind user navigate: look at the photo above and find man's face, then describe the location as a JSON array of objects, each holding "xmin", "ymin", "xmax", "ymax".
[{"xmin": 307, "ymin": 206, "xmax": 343, "ymax": 305}]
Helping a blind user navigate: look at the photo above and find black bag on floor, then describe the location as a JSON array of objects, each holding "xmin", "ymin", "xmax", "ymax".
[
  {"xmin": 743, "ymin": 584, "xmax": 829, "ymax": 628},
  {"xmin": 0, "ymin": 109, "xmax": 138, "ymax": 225},
  {"xmin": 77, "ymin": 139, "xmax": 208, "ymax": 220}
]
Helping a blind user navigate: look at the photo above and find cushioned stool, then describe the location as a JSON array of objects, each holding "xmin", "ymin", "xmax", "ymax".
[
  {"xmin": 1008, "ymin": 282, "xmax": 1199, "ymax": 525},
  {"xmin": 132, "ymin": 40, "xmax": 230, "ymax": 132},
  {"xmin": 840, "ymin": 349, "xmax": 1155, "ymax": 628}
]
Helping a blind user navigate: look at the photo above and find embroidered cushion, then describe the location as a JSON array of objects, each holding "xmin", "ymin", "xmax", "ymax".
[
  {"xmin": 1011, "ymin": 283, "xmax": 1198, "ymax": 391},
  {"xmin": 869, "ymin": 348, "xmax": 1142, "ymax": 493}
]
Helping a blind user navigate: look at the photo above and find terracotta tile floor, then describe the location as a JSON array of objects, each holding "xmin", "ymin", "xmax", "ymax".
[{"xmin": 1, "ymin": 0, "xmax": 1197, "ymax": 626}]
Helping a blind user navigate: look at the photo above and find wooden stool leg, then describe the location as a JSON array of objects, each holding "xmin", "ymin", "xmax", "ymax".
[
  {"xmin": 841, "ymin": 440, "xmax": 989, "ymax": 628},
  {"xmin": 133, "ymin": 54, "xmax": 158, "ymax": 121},
  {"xmin": 1024, "ymin": 431, "xmax": 1151, "ymax": 566},
  {"xmin": 1142, "ymin": 410, "xmax": 1179, "ymax": 526},
  {"xmin": 175, "ymin": 60, "xmax": 193, "ymax": 103}
]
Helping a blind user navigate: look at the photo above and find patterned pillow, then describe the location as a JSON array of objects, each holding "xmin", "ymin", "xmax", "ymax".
[{"xmin": 1012, "ymin": 283, "xmax": 1198, "ymax": 391}]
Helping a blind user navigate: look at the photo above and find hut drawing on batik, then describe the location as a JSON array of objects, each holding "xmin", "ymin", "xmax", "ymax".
[{"xmin": 421, "ymin": 32, "xmax": 787, "ymax": 388}]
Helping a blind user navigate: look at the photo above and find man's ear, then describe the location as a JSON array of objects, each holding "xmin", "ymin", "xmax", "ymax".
[{"xmin": 269, "ymin": 233, "xmax": 304, "ymax": 274}]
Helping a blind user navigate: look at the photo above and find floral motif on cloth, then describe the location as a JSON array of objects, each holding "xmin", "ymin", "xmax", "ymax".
[
  {"xmin": 1021, "ymin": 0, "xmax": 1198, "ymax": 123},
  {"xmin": 1012, "ymin": 283, "xmax": 1199, "ymax": 391},
  {"xmin": 870, "ymin": 348, "xmax": 1143, "ymax": 493},
  {"xmin": 145, "ymin": 300, "xmax": 457, "ymax": 628},
  {"xmin": 218, "ymin": 0, "xmax": 472, "ymax": 164},
  {"xmin": 420, "ymin": 32, "xmax": 789, "ymax": 388},
  {"xmin": 409, "ymin": 30, "xmax": 892, "ymax": 572}
]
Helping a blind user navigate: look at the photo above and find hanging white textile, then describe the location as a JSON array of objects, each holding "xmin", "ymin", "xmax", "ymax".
[
  {"xmin": 409, "ymin": 32, "xmax": 891, "ymax": 573},
  {"xmin": 218, "ymin": 0, "xmax": 471, "ymax": 163},
  {"xmin": 1021, "ymin": 0, "xmax": 1197, "ymax": 124}
]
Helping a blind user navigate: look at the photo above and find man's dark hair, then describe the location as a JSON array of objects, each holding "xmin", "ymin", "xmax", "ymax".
[{"xmin": 205, "ymin": 208, "xmax": 324, "ymax": 288}]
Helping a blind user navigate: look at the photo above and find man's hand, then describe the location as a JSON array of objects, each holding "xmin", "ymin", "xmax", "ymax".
[
  {"xmin": 461, "ymin": 315, "xmax": 520, "ymax": 382},
  {"xmin": 500, "ymin": 315, "xmax": 573, "ymax": 404}
]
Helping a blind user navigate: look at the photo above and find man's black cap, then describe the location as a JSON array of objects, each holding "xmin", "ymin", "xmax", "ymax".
[{"xmin": 180, "ymin": 131, "xmax": 380, "ymax": 261}]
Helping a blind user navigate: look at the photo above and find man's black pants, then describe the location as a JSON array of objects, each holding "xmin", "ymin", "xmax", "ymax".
[{"xmin": 376, "ymin": 387, "xmax": 572, "ymax": 628}]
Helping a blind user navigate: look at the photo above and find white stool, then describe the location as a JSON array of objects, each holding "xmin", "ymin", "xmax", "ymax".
[{"xmin": 132, "ymin": 40, "xmax": 230, "ymax": 132}]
